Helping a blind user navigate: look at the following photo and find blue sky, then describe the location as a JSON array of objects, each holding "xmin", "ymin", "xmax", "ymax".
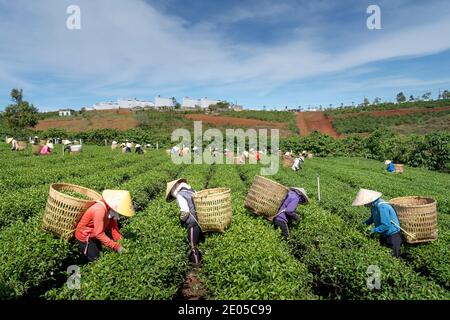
[{"xmin": 1, "ymin": 0, "xmax": 450, "ymax": 111}]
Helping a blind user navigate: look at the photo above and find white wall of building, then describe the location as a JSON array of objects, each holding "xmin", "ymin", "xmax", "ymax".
[
  {"xmin": 201, "ymin": 97, "xmax": 221, "ymax": 108},
  {"xmin": 117, "ymin": 99, "xmax": 154, "ymax": 108},
  {"xmin": 155, "ymin": 96, "xmax": 175, "ymax": 107},
  {"xmin": 58, "ymin": 110, "xmax": 73, "ymax": 116},
  {"xmin": 182, "ymin": 97, "xmax": 201, "ymax": 108}
]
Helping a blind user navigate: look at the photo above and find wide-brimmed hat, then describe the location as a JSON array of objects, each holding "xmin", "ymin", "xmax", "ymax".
[
  {"xmin": 47, "ymin": 142, "xmax": 54, "ymax": 149},
  {"xmin": 352, "ymin": 188, "xmax": 382, "ymax": 206},
  {"xmin": 103, "ymin": 190, "xmax": 135, "ymax": 217},
  {"xmin": 62, "ymin": 140, "xmax": 72, "ymax": 145},
  {"xmin": 384, "ymin": 160, "xmax": 392, "ymax": 165},
  {"xmin": 6, "ymin": 137, "xmax": 13, "ymax": 144},
  {"xmin": 166, "ymin": 178, "xmax": 187, "ymax": 201},
  {"xmin": 290, "ymin": 187, "xmax": 309, "ymax": 203}
]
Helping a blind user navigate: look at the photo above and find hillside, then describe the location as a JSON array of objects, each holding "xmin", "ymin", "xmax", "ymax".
[{"xmin": 27, "ymin": 104, "xmax": 450, "ymax": 139}]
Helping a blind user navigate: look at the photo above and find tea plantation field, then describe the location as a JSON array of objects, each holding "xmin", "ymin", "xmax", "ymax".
[{"xmin": 0, "ymin": 144, "xmax": 448, "ymax": 300}]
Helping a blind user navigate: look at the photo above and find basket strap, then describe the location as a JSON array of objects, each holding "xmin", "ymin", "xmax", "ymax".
[{"xmin": 95, "ymin": 200, "xmax": 107, "ymax": 211}]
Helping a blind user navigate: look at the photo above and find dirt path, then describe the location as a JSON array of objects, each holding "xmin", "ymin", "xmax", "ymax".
[
  {"xmin": 296, "ymin": 112, "xmax": 339, "ymax": 137},
  {"xmin": 177, "ymin": 269, "xmax": 205, "ymax": 300}
]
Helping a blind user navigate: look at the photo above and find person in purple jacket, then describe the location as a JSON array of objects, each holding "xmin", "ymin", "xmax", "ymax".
[{"xmin": 273, "ymin": 187, "xmax": 309, "ymax": 240}]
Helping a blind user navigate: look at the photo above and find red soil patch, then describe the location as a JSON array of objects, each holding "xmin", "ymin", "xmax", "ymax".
[
  {"xmin": 296, "ymin": 112, "xmax": 339, "ymax": 138},
  {"xmin": 35, "ymin": 110, "xmax": 138, "ymax": 132}
]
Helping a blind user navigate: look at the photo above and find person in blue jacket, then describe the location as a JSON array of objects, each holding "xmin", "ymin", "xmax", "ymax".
[
  {"xmin": 273, "ymin": 187, "xmax": 309, "ymax": 240},
  {"xmin": 385, "ymin": 160, "xmax": 395, "ymax": 172},
  {"xmin": 352, "ymin": 188, "xmax": 403, "ymax": 258}
]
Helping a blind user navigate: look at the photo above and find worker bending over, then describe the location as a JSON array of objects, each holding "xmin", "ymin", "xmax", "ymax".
[
  {"xmin": 7, "ymin": 137, "xmax": 18, "ymax": 151},
  {"xmin": 385, "ymin": 160, "xmax": 395, "ymax": 173},
  {"xmin": 273, "ymin": 188, "xmax": 309, "ymax": 240},
  {"xmin": 352, "ymin": 188, "xmax": 403, "ymax": 258},
  {"xmin": 75, "ymin": 190, "xmax": 134, "ymax": 262},
  {"xmin": 166, "ymin": 179, "xmax": 204, "ymax": 267},
  {"xmin": 292, "ymin": 155, "xmax": 305, "ymax": 171}
]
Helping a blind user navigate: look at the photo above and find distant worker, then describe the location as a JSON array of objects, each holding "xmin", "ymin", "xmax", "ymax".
[
  {"xmin": 63, "ymin": 140, "xmax": 72, "ymax": 153},
  {"xmin": 32, "ymin": 136, "xmax": 39, "ymax": 145},
  {"xmin": 292, "ymin": 155, "xmax": 305, "ymax": 171},
  {"xmin": 124, "ymin": 140, "xmax": 132, "ymax": 153},
  {"xmin": 7, "ymin": 137, "xmax": 18, "ymax": 151},
  {"xmin": 255, "ymin": 150, "xmax": 261, "ymax": 162},
  {"xmin": 135, "ymin": 144, "xmax": 144, "ymax": 154},
  {"xmin": 385, "ymin": 160, "xmax": 395, "ymax": 173},
  {"xmin": 40, "ymin": 142, "xmax": 54, "ymax": 155},
  {"xmin": 166, "ymin": 179, "xmax": 204, "ymax": 267},
  {"xmin": 273, "ymin": 188, "xmax": 309, "ymax": 240},
  {"xmin": 75, "ymin": 190, "xmax": 134, "ymax": 262},
  {"xmin": 111, "ymin": 140, "xmax": 118, "ymax": 150},
  {"xmin": 352, "ymin": 188, "xmax": 403, "ymax": 258}
]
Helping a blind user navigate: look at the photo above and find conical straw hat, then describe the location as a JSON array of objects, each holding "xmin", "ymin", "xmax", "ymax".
[
  {"xmin": 62, "ymin": 140, "xmax": 72, "ymax": 145},
  {"xmin": 103, "ymin": 190, "xmax": 135, "ymax": 217},
  {"xmin": 166, "ymin": 178, "xmax": 186, "ymax": 201},
  {"xmin": 290, "ymin": 187, "xmax": 309, "ymax": 203},
  {"xmin": 352, "ymin": 188, "xmax": 382, "ymax": 206},
  {"xmin": 6, "ymin": 137, "xmax": 13, "ymax": 144}
]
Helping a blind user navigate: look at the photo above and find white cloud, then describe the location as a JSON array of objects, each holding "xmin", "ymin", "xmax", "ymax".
[{"xmin": 0, "ymin": 0, "xmax": 450, "ymax": 108}]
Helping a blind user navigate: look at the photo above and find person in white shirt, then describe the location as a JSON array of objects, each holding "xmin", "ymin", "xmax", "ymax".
[
  {"xmin": 166, "ymin": 179, "xmax": 204, "ymax": 267},
  {"xmin": 292, "ymin": 155, "xmax": 305, "ymax": 171}
]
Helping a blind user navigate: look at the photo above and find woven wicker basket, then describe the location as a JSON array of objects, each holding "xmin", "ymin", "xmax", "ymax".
[
  {"xmin": 245, "ymin": 176, "xmax": 289, "ymax": 221},
  {"xmin": 32, "ymin": 144, "xmax": 42, "ymax": 155},
  {"xmin": 282, "ymin": 156, "xmax": 294, "ymax": 167},
  {"xmin": 16, "ymin": 141, "xmax": 28, "ymax": 151},
  {"xmin": 70, "ymin": 145, "xmax": 82, "ymax": 152},
  {"xmin": 389, "ymin": 196, "xmax": 438, "ymax": 244},
  {"xmin": 42, "ymin": 183, "xmax": 102, "ymax": 240},
  {"xmin": 394, "ymin": 164, "xmax": 404, "ymax": 173},
  {"xmin": 193, "ymin": 188, "xmax": 232, "ymax": 233}
]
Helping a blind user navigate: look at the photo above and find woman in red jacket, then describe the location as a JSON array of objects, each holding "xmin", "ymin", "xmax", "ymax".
[{"xmin": 75, "ymin": 190, "xmax": 135, "ymax": 262}]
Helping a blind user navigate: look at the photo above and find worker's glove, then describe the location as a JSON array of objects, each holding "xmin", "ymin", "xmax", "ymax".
[
  {"xmin": 179, "ymin": 211, "xmax": 190, "ymax": 222},
  {"xmin": 118, "ymin": 246, "xmax": 127, "ymax": 253}
]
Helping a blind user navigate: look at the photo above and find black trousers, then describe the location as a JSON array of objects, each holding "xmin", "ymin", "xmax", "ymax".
[
  {"xmin": 274, "ymin": 215, "xmax": 300, "ymax": 240},
  {"xmin": 77, "ymin": 239, "xmax": 102, "ymax": 262},
  {"xmin": 186, "ymin": 224, "xmax": 204, "ymax": 266},
  {"xmin": 380, "ymin": 232, "xmax": 403, "ymax": 258}
]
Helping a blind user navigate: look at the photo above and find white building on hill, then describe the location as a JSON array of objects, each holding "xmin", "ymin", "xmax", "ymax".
[
  {"xmin": 182, "ymin": 97, "xmax": 201, "ymax": 109},
  {"xmin": 118, "ymin": 98, "xmax": 154, "ymax": 109},
  {"xmin": 155, "ymin": 95, "xmax": 176, "ymax": 108},
  {"xmin": 182, "ymin": 96, "xmax": 223, "ymax": 109},
  {"xmin": 93, "ymin": 101, "xmax": 119, "ymax": 110},
  {"xmin": 201, "ymin": 97, "xmax": 222, "ymax": 108},
  {"xmin": 58, "ymin": 109, "xmax": 75, "ymax": 116}
]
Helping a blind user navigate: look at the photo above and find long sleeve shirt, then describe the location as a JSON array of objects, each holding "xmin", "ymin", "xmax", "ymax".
[
  {"xmin": 274, "ymin": 190, "xmax": 302, "ymax": 223},
  {"xmin": 75, "ymin": 200, "xmax": 123, "ymax": 251},
  {"xmin": 364, "ymin": 198, "xmax": 400, "ymax": 236}
]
